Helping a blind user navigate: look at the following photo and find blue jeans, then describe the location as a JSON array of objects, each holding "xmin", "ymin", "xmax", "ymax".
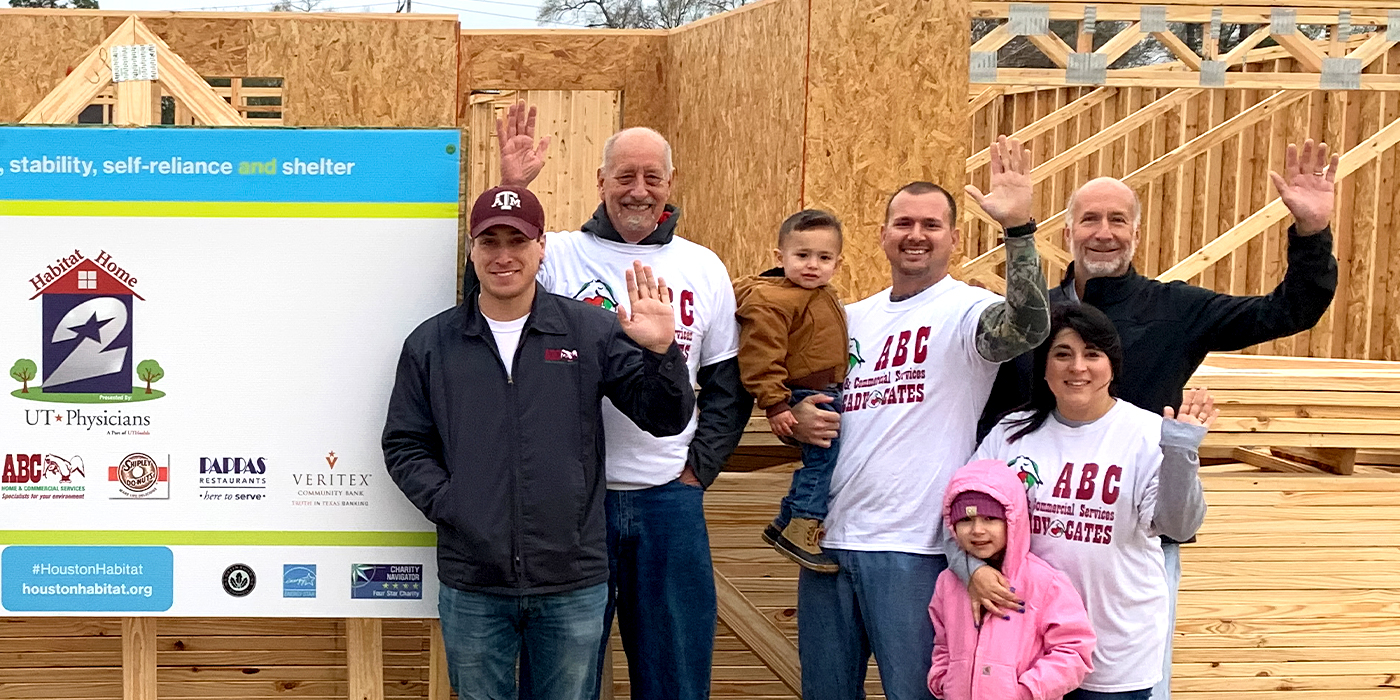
[
  {"xmin": 594, "ymin": 480, "xmax": 716, "ymax": 700},
  {"xmin": 438, "ymin": 581, "xmax": 607, "ymax": 700},
  {"xmin": 777, "ymin": 388, "xmax": 842, "ymax": 525},
  {"xmin": 798, "ymin": 549, "xmax": 945, "ymax": 700},
  {"xmin": 1066, "ymin": 689, "xmax": 1153, "ymax": 700},
  {"xmin": 1152, "ymin": 541, "xmax": 1181, "ymax": 700}
]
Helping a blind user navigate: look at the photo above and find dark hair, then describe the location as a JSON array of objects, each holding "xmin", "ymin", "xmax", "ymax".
[
  {"xmin": 1003, "ymin": 303, "xmax": 1123, "ymax": 442},
  {"xmin": 885, "ymin": 181, "xmax": 957, "ymax": 227},
  {"xmin": 777, "ymin": 209, "xmax": 844, "ymax": 248}
]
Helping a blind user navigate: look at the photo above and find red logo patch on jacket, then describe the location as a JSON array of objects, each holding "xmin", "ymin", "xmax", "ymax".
[{"xmin": 544, "ymin": 348, "xmax": 578, "ymax": 363}]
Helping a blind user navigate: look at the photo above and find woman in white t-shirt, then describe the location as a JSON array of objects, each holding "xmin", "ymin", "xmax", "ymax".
[{"xmin": 972, "ymin": 303, "xmax": 1215, "ymax": 700}]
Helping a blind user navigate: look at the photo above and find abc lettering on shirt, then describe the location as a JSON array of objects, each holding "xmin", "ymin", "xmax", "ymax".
[
  {"xmin": 673, "ymin": 289, "xmax": 696, "ymax": 359},
  {"xmin": 842, "ymin": 326, "xmax": 930, "ymax": 412},
  {"xmin": 1028, "ymin": 460, "xmax": 1121, "ymax": 546}
]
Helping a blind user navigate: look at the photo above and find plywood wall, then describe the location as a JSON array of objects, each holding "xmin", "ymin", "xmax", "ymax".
[
  {"xmin": 665, "ymin": 0, "xmax": 807, "ymax": 281},
  {"xmin": 458, "ymin": 30, "xmax": 668, "ymax": 134},
  {"xmin": 802, "ymin": 0, "xmax": 973, "ymax": 299},
  {"xmin": 0, "ymin": 10, "xmax": 458, "ymax": 126}
]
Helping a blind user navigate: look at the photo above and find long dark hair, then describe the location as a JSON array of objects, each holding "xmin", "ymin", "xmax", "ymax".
[{"xmin": 1004, "ymin": 303, "xmax": 1124, "ymax": 442}]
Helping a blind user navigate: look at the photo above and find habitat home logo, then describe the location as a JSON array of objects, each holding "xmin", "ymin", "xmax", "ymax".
[{"xmin": 9, "ymin": 250, "xmax": 167, "ymax": 414}]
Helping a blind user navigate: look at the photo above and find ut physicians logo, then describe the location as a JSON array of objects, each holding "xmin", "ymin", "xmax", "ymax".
[
  {"xmin": 10, "ymin": 250, "xmax": 167, "ymax": 403},
  {"xmin": 572, "ymin": 280, "xmax": 619, "ymax": 311}
]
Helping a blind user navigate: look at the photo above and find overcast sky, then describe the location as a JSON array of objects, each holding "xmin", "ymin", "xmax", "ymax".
[{"xmin": 98, "ymin": 0, "xmax": 566, "ymax": 29}]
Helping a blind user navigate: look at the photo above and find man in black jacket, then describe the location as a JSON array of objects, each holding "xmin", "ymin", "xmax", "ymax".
[
  {"xmin": 496, "ymin": 103, "xmax": 753, "ymax": 700},
  {"xmin": 382, "ymin": 185, "xmax": 695, "ymax": 700},
  {"xmin": 974, "ymin": 139, "xmax": 1339, "ymax": 700}
]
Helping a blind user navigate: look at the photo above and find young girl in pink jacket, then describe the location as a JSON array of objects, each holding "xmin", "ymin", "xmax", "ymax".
[{"xmin": 929, "ymin": 459, "xmax": 1096, "ymax": 700}]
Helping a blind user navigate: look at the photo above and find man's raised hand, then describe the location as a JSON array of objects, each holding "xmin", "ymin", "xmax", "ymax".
[
  {"xmin": 619, "ymin": 261, "xmax": 676, "ymax": 354},
  {"xmin": 496, "ymin": 101, "xmax": 552, "ymax": 188},
  {"xmin": 1269, "ymin": 139, "xmax": 1338, "ymax": 235},
  {"xmin": 965, "ymin": 135, "xmax": 1033, "ymax": 229}
]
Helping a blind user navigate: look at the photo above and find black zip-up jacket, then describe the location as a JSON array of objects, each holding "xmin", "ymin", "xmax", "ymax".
[
  {"xmin": 979, "ymin": 225, "xmax": 1337, "ymax": 542},
  {"xmin": 382, "ymin": 286, "xmax": 695, "ymax": 595}
]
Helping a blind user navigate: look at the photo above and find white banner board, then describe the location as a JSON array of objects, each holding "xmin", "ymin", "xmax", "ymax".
[{"xmin": 0, "ymin": 127, "xmax": 460, "ymax": 616}]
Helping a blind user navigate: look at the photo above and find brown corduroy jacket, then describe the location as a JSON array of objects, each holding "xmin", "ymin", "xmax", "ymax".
[{"xmin": 733, "ymin": 269, "xmax": 848, "ymax": 417}]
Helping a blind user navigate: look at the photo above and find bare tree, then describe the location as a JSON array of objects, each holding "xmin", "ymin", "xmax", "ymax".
[
  {"xmin": 270, "ymin": 0, "xmax": 330, "ymax": 11},
  {"xmin": 539, "ymin": 0, "xmax": 747, "ymax": 29}
]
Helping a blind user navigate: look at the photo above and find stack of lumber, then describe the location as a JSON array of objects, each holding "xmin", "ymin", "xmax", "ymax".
[
  {"xmin": 663, "ymin": 462, "xmax": 1400, "ymax": 700},
  {"xmin": 1192, "ymin": 354, "xmax": 1400, "ymax": 474},
  {"xmin": 734, "ymin": 353, "xmax": 1400, "ymax": 475}
]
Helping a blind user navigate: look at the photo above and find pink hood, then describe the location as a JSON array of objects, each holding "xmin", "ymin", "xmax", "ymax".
[
  {"xmin": 943, "ymin": 459, "xmax": 1033, "ymax": 582},
  {"xmin": 928, "ymin": 460, "xmax": 1095, "ymax": 700}
]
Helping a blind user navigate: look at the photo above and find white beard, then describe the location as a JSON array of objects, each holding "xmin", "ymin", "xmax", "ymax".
[{"xmin": 1073, "ymin": 239, "xmax": 1136, "ymax": 277}]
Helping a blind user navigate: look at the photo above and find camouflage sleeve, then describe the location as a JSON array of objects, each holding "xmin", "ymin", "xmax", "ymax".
[{"xmin": 975, "ymin": 233, "xmax": 1051, "ymax": 363}]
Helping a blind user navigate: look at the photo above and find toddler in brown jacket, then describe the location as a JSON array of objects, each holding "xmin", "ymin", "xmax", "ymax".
[{"xmin": 734, "ymin": 209, "xmax": 849, "ymax": 572}]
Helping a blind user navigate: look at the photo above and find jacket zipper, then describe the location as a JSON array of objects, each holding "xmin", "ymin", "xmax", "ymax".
[
  {"xmin": 507, "ymin": 329, "xmax": 530, "ymax": 584},
  {"xmin": 484, "ymin": 320, "xmax": 525, "ymax": 584},
  {"xmin": 971, "ymin": 614, "xmax": 986, "ymax": 700}
]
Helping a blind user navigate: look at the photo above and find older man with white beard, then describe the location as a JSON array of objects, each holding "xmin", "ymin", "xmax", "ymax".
[{"xmin": 974, "ymin": 139, "xmax": 1339, "ymax": 700}]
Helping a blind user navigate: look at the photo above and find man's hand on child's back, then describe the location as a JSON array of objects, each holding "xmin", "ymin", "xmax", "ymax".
[
  {"xmin": 968, "ymin": 565, "xmax": 1025, "ymax": 624},
  {"xmin": 789, "ymin": 394, "xmax": 840, "ymax": 448},
  {"xmin": 768, "ymin": 410, "xmax": 798, "ymax": 438}
]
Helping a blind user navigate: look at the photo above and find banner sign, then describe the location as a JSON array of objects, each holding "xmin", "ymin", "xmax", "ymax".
[{"xmin": 0, "ymin": 127, "xmax": 459, "ymax": 616}]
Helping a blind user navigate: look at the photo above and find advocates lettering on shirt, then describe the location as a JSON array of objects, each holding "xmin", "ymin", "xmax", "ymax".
[
  {"xmin": 975, "ymin": 400, "xmax": 1169, "ymax": 693},
  {"xmin": 822, "ymin": 276, "xmax": 1002, "ymax": 555}
]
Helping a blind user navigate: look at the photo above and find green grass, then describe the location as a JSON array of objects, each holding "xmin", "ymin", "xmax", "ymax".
[{"xmin": 9, "ymin": 387, "xmax": 166, "ymax": 403}]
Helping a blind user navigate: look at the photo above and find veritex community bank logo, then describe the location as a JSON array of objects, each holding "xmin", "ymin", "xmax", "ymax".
[{"xmin": 9, "ymin": 250, "xmax": 168, "ymax": 434}]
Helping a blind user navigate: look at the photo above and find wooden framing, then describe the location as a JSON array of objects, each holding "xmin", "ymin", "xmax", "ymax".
[
  {"xmin": 968, "ymin": 1, "xmax": 1400, "ymax": 89},
  {"xmin": 4, "ymin": 2, "xmax": 1400, "ymax": 699},
  {"xmin": 21, "ymin": 15, "xmax": 246, "ymax": 126}
]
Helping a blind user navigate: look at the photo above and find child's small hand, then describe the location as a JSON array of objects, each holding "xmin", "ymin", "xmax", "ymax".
[{"xmin": 768, "ymin": 410, "xmax": 798, "ymax": 438}]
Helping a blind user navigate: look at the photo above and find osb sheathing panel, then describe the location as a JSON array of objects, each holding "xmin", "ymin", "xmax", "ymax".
[
  {"xmin": 104, "ymin": 16, "xmax": 251, "ymax": 76},
  {"xmin": 0, "ymin": 13, "xmax": 108, "ymax": 121},
  {"xmin": 458, "ymin": 31, "xmax": 668, "ymax": 133},
  {"xmin": 248, "ymin": 17, "xmax": 458, "ymax": 127},
  {"xmin": 666, "ymin": 0, "xmax": 806, "ymax": 282},
  {"xmin": 803, "ymin": 0, "xmax": 971, "ymax": 300}
]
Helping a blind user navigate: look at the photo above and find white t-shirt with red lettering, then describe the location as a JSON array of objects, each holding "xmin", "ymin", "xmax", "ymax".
[
  {"xmin": 538, "ymin": 229, "xmax": 739, "ymax": 490},
  {"xmin": 822, "ymin": 275, "xmax": 1000, "ymax": 554},
  {"xmin": 974, "ymin": 400, "xmax": 1168, "ymax": 692}
]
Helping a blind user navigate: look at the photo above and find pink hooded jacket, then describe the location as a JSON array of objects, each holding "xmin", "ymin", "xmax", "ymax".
[{"xmin": 928, "ymin": 459, "xmax": 1096, "ymax": 700}]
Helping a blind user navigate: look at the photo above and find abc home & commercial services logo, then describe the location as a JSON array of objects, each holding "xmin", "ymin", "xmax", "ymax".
[
  {"xmin": 9, "ymin": 249, "xmax": 168, "ymax": 420},
  {"xmin": 222, "ymin": 564, "xmax": 256, "ymax": 597},
  {"xmin": 351, "ymin": 564, "xmax": 423, "ymax": 600},
  {"xmin": 108, "ymin": 453, "xmax": 170, "ymax": 499},
  {"xmin": 283, "ymin": 565, "xmax": 317, "ymax": 598},
  {"xmin": 1, "ymin": 453, "xmax": 86, "ymax": 500}
]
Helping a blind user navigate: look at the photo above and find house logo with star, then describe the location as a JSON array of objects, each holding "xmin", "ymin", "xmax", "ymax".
[{"xmin": 11, "ymin": 250, "xmax": 167, "ymax": 403}]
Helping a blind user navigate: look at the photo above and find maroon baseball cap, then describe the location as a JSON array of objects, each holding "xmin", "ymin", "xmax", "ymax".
[{"xmin": 470, "ymin": 185, "xmax": 545, "ymax": 239}]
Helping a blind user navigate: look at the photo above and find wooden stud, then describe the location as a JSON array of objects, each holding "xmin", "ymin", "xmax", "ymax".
[
  {"xmin": 346, "ymin": 618, "xmax": 384, "ymax": 700},
  {"xmin": 428, "ymin": 620, "xmax": 450, "ymax": 700},
  {"xmin": 122, "ymin": 617, "xmax": 156, "ymax": 700},
  {"xmin": 714, "ymin": 570, "xmax": 801, "ymax": 696}
]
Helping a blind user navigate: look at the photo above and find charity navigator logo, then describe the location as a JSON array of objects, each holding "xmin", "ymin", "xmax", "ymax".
[{"xmin": 9, "ymin": 249, "xmax": 167, "ymax": 407}]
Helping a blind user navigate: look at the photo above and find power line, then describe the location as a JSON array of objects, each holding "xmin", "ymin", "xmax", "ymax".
[{"xmin": 414, "ymin": 0, "xmax": 577, "ymax": 26}]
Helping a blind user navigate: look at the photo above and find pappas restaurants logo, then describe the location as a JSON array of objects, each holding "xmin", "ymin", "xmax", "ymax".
[
  {"xmin": 1, "ymin": 453, "xmax": 87, "ymax": 500},
  {"xmin": 9, "ymin": 249, "xmax": 168, "ymax": 406}
]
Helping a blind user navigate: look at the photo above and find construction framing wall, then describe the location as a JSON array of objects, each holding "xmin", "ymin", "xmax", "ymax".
[{"xmin": 3, "ymin": 2, "xmax": 1400, "ymax": 699}]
